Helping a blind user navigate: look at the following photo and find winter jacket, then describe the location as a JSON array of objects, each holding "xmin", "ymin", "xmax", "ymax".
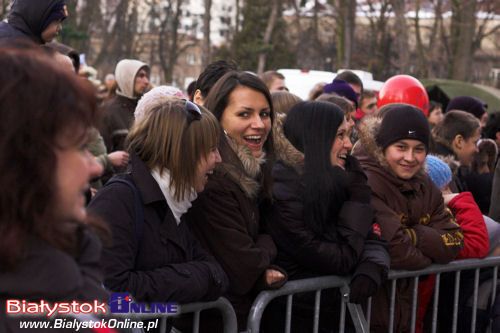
[
  {"xmin": 416, "ymin": 191, "xmax": 490, "ymax": 332},
  {"xmin": 184, "ymin": 139, "xmax": 286, "ymax": 330},
  {"xmin": 99, "ymin": 60, "xmax": 147, "ymax": 153},
  {"xmin": 490, "ymin": 160, "xmax": 500, "ymax": 221},
  {"xmin": 0, "ymin": 228, "xmax": 115, "ymax": 332},
  {"xmin": 269, "ymin": 132, "xmax": 389, "ymax": 281},
  {"xmin": 87, "ymin": 153, "xmax": 228, "ymax": 305},
  {"xmin": 0, "ymin": 0, "xmax": 62, "ymax": 44},
  {"xmin": 352, "ymin": 116, "xmax": 464, "ymax": 332}
]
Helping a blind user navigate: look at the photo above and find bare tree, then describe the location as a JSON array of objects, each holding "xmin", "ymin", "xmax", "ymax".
[
  {"xmin": 448, "ymin": 0, "xmax": 476, "ymax": 80},
  {"xmin": 333, "ymin": 0, "xmax": 356, "ymax": 69},
  {"xmin": 362, "ymin": 0, "xmax": 393, "ymax": 79},
  {"xmin": 202, "ymin": 0, "xmax": 212, "ymax": 67},
  {"xmin": 92, "ymin": 0, "xmax": 138, "ymax": 73},
  {"xmin": 391, "ymin": 0, "xmax": 409, "ymax": 73},
  {"xmin": 257, "ymin": 0, "xmax": 279, "ymax": 74}
]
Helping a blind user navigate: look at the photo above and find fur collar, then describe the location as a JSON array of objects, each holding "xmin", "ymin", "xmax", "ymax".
[
  {"xmin": 217, "ymin": 136, "xmax": 266, "ymax": 198},
  {"xmin": 272, "ymin": 112, "xmax": 305, "ymax": 174}
]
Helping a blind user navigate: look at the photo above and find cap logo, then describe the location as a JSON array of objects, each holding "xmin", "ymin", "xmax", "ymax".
[{"xmin": 408, "ymin": 130, "xmax": 416, "ymax": 137}]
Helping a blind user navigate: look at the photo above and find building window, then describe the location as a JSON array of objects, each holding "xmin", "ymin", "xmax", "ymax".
[{"xmin": 187, "ymin": 54, "xmax": 196, "ymax": 65}]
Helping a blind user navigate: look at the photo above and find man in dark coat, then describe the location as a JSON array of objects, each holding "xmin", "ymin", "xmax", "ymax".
[
  {"xmin": 100, "ymin": 59, "xmax": 150, "ymax": 154},
  {"xmin": 0, "ymin": 0, "xmax": 68, "ymax": 44}
]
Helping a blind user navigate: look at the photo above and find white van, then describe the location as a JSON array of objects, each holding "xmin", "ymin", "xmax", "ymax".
[{"xmin": 278, "ymin": 69, "xmax": 384, "ymax": 100}]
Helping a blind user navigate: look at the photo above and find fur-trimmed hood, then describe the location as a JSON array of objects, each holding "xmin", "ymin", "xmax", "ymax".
[
  {"xmin": 216, "ymin": 136, "xmax": 266, "ymax": 198},
  {"xmin": 272, "ymin": 112, "xmax": 305, "ymax": 174}
]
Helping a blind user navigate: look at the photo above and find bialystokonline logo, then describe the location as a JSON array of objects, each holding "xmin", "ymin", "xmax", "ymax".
[{"xmin": 6, "ymin": 293, "xmax": 178, "ymax": 317}]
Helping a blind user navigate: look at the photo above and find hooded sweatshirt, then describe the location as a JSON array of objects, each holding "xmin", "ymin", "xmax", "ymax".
[
  {"xmin": 100, "ymin": 59, "xmax": 148, "ymax": 153},
  {"xmin": 0, "ymin": 0, "xmax": 64, "ymax": 44},
  {"xmin": 115, "ymin": 59, "xmax": 148, "ymax": 99}
]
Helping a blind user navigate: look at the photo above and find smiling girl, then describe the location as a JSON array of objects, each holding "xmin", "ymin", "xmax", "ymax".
[
  {"xmin": 352, "ymin": 104, "xmax": 464, "ymax": 332},
  {"xmin": 266, "ymin": 101, "xmax": 389, "ymax": 332},
  {"xmin": 184, "ymin": 71, "xmax": 287, "ymax": 330}
]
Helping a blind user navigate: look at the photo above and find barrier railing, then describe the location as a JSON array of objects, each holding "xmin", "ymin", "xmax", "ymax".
[
  {"xmin": 129, "ymin": 297, "xmax": 237, "ymax": 333},
  {"xmin": 245, "ymin": 257, "xmax": 500, "ymax": 333}
]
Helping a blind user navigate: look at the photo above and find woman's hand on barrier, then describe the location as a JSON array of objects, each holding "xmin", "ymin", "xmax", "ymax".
[{"xmin": 265, "ymin": 269, "xmax": 285, "ymax": 285}]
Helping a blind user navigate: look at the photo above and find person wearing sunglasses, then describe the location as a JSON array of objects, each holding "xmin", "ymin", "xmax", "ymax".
[
  {"xmin": 183, "ymin": 71, "xmax": 288, "ymax": 331},
  {"xmin": 88, "ymin": 96, "xmax": 228, "ymax": 330}
]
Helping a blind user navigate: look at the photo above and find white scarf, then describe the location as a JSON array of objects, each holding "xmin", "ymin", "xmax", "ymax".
[{"xmin": 151, "ymin": 168, "xmax": 197, "ymax": 225}]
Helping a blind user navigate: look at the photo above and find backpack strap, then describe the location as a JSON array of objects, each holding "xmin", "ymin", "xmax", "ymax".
[{"xmin": 106, "ymin": 178, "xmax": 143, "ymax": 256}]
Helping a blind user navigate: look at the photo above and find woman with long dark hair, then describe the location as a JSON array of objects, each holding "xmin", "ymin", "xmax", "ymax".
[
  {"xmin": 268, "ymin": 101, "xmax": 389, "ymax": 332},
  {"xmin": 184, "ymin": 71, "xmax": 287, "ymax": 330}
]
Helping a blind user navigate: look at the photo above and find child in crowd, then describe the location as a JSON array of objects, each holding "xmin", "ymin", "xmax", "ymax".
[
  {"xmin": 353, "ymin": 104, "xmax": 464, "ymax": 332},
  {"xmin": 432, "ymin": 110, "xmax": 482, "ymax": 193},
  {"xmin": 416, "ymin": 155, "xmax": 490, "ymax": 332}
]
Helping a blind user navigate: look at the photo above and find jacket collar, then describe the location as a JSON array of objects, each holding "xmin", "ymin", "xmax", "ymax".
[
  {"xmin": 217, "ymin": 136, "xmax": 266, "ymax": 198},
  {"xmin": 128, "ymin": 153, "xmax": 165, "ymax": 205}
]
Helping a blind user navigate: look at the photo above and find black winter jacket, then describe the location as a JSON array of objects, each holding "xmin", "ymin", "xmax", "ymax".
[
  {"xmin": 0, "ymin": 229, "xmax": 116, "ymax": 332},
  {"xmin": 88, "ymin": 153, "xmax": 228, "ymax": 304},
  {"xmin": 269, "ymin": 160, "xmax": 389, "ymax": 281}
]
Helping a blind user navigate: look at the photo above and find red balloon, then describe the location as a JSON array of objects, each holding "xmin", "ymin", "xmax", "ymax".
[{"xmin": 377, "ymin": 75, "xmax": 429, "ymax": 116}]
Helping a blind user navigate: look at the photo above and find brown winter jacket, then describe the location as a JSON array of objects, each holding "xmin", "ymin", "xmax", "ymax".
[
  {"xmin": 352, "ymin": 116, "xmax": 464, "ymax": 332},
  {"xmin": 184, "ymin": 139, "xmax": 286, "ymax": 330}
]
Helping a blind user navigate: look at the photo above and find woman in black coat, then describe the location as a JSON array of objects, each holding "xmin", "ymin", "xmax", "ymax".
[
  {"xmin": 88, "ymin": 96, "xmax": 228, "ymax": 306},
  {"xmin": 267, "ymin": 101, "xmax": 390, "ymax": 332}
]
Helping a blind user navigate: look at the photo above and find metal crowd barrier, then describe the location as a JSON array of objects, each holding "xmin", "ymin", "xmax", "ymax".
[
  {"xmin": 245, "ymin": 257, "xmax": 500, "ymax": 333},
  {"xmin": 131, "ymin": 296, "xmax": 238, "ymax": 333}
]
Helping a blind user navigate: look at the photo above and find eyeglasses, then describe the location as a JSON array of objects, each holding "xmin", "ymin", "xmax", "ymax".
[{"xmin": 185, "ymin": 100, "xmax": 202, "ymax": 126}]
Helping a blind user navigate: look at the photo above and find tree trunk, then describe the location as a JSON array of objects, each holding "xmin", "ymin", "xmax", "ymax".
[
  {"xmin": 202, "ymin": 0, "xmax": 212, "ymax": 67},
  {"xmin": 448, "ymin": 0, "xmax": 476, "ymax": 81},
  {"xmin": 341, "ymin": 0, "xmax": 356, "ymax": 68},
  {"xmin": 414, "ymin": 0, "xmax": 427, "ymax": 78},
  {"xmin": 257, "ymin": 0, "xmax": 278, "ymax": 74},
  {"xmin": 391, "ymin": 0, "xmax": 409, "ymax": 73}
]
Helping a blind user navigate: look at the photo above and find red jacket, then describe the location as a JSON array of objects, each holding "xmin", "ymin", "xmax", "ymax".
[{"xmin": 417, "ymin": 191, "xmax": 489, "ymax": 332}]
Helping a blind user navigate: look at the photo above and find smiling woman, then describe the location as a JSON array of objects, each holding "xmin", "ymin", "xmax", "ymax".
[
  {"xmin": 265, "ymin": 101, "xmax": 389, "ymax": 332},
  {"xmin": 87, "ymin": 94, "xmax": 228, "ymax": 321},
  {"xmin": 183, "ymin": 71, "xmax": 287, "ymax": 331}
]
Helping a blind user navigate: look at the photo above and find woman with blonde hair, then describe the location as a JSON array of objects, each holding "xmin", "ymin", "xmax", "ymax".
[{"xmin": 88, "ymin": 97, "xmax": 228, "ymax": 314}]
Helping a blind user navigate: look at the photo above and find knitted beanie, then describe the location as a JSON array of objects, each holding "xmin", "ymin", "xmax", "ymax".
[
  {"xmin": 445, "ymin": 96, "xmax": 487, "ymax": 120},
  {"xmin": 425, "ymin": 155, "xmax": 452, "ymax": 189},
  {"xmin": 376, "ymin": 104, "xmax": 430, "ymax": 151},
  {"xmin": 41, "ymin": 1, "xmax": 68, "ymax": 31},
  {"xmin": 323, "ymin": 78, "xmax": 358, "ymax": 109},
  {"xmin": 135, "ymin": 86, "xmax": 186, "ymax": 122}
]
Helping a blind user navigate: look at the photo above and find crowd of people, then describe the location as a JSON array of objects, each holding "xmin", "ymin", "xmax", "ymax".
[{"xmin": 1, "ymin": 1, "xmax": 500, "ymax": 333}]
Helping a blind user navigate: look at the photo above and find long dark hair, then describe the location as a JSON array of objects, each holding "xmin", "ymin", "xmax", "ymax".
[
  {"xmin": 284, "ymin": 101, "xmax": 347, "ymax": 234},
  {"xmin": 0, "ymin": 45, "xmax": 103, "ymax": 270},
  {"xmin": 204, "ymin": 71, "xmax": 275, "ymax": 199}
]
